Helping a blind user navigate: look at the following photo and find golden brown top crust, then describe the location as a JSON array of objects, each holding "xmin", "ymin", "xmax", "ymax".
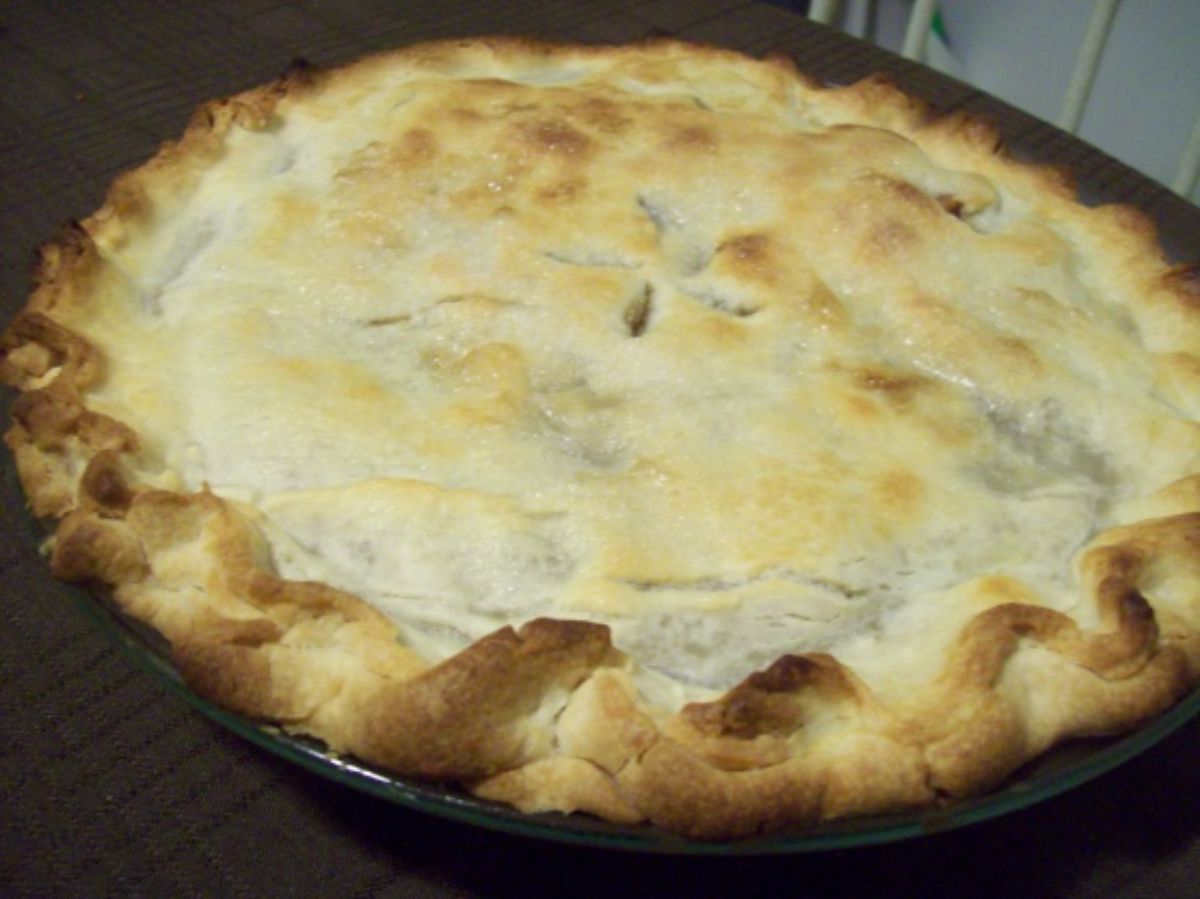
[{"xmin": 3, "ymin": 37, "xmax": 1199, "ymax": 840}]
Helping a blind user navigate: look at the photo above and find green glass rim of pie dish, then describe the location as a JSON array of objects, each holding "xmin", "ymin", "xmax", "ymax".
[{"xmin": 65, "ymin": 575, "xmax": 1200, "ymax": 855}]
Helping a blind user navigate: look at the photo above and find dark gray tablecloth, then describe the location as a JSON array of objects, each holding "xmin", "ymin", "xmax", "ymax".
[{"xmin": 2, "ymin": 2, "xmax": 1198, "ymax": 896}]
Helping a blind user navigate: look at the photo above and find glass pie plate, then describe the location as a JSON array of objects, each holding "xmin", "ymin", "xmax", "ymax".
[{"xmin": 57, "ymin": 528, "xmax": 1200, "ymax": 855}]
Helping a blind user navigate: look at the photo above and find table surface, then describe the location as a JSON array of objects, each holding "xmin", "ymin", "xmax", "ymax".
[{"xmin": 2, "ymin": 2, "xmax": 1198, "ymax": 896}]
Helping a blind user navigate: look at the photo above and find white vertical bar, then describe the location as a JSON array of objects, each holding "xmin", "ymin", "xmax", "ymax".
[
  {"xmin": 843, "ymin": 0, "xmax": 873, "ymax": 39},
  {"xmin": 1172, "ymin": 112, "xmax": 1200, "ymax": 197},
  {"xmin": 1057, "ymin": 0, "xmax": 1121, "ymax": 133},
  {"xmin": 901, "ymin": 0, "xmax": 938, "ymax": 61},
  {"xmin": 809, "ymin": 0, "xmax": 843, "ymax": 26}
]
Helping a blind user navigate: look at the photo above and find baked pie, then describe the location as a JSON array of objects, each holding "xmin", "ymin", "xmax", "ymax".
[{"xmin": 4, "ymin": 38, "xmax": 1199, "ymax": 840}]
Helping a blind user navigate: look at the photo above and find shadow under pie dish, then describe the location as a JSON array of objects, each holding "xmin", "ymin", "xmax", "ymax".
[{"xmin": 3, "ymin": 38, "xmax": 1200, "ymax": 843}]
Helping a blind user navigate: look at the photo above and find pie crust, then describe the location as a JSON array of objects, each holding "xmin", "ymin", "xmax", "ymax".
[{"xmin": 4, "ymin": 38, "xmax": 1200, "ymax": 840}]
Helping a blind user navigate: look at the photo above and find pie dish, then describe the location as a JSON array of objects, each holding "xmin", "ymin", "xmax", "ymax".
[{"xmin": 4, "ymin": 38, "xmax": 1199, "ymax": 841}]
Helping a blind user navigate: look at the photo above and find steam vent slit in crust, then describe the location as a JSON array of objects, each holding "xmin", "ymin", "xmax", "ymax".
[{"xmin": 3, "ymin": 38, "xmax": 1200, "ymax": 841}]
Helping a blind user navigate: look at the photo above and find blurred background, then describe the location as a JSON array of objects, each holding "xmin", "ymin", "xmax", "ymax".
[{"xmin": 778, "ymin": 0, "xmax": 1200, "ymax": 205}]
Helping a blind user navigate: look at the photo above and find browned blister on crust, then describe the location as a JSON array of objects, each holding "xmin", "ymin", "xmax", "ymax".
[{"xmin": 4, "ymin": 37, "xmax": 1199, "ymax": 841}]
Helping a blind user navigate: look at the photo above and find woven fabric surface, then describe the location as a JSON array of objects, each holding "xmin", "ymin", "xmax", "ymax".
[{"xmin": 2, "ymin": 2, "xmax": 1198, "ymax": 896}]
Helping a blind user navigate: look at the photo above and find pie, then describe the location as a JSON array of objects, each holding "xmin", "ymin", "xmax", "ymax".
[{"xmin": 4, "ymin": 38, "xmax": 1199, "ymax": 841}]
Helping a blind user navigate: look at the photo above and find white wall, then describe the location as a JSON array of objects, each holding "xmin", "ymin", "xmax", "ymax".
[{"xmin": 855, "ymin": 0, "xmax": 1200, "ymax": 203}]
